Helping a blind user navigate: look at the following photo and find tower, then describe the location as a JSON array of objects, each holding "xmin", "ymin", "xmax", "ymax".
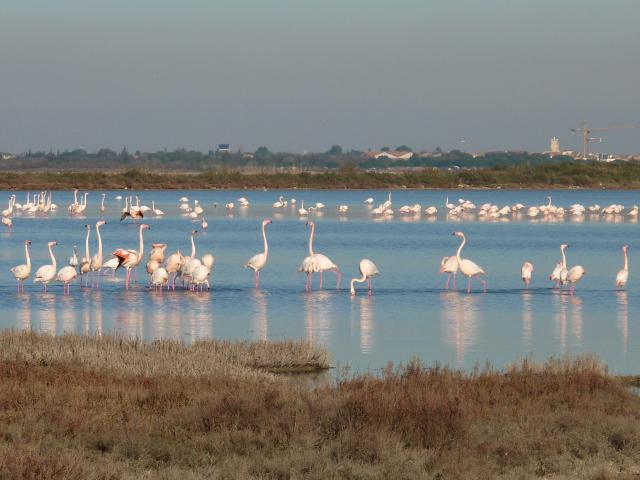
[{"xmin": 550, "ymin": 137, "xmax": 560, "ymax": 154}]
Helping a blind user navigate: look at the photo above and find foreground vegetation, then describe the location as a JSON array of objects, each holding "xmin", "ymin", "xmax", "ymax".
[
  {"xmin": 4, "ymin": 161, "xmax": 640, "ymax": 190},
  {"xmin": 0, "ymin": 331, "xmax": 639, "ymax": 479}
]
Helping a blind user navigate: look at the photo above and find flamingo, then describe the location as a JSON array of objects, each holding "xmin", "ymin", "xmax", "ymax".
[
  {"xmin": 201, "ymin": 217, "xmax": 208, "ymax": 231},
  {"xmin": 549, "ymin": 262, "xmax": 563, "ymax": 288},
  {"xmin": 616, "ymin": 245, "xmax": 629, "ymax": 289},
  {"xmin": 113, "ymin": 224, "xmax": 150, "ymax": 289},
  {"xmin": 2, "ymin": 217, "xmax": 13, "ymax": 230},
  {"xmin": 272, "ymin": 196, "xmax": 285, "ymax": 208},
  {"xmin": 452, "ymin": 231, "xmax": 486, "ymax": 293},
  {"xmin": 245, "ymin": 219, "xmax": 272, "ymax": 288},
  {"xmin": 56, "ymin": 262, "xmax": 77, "ymax": 295},
  {"xmin": 120, "ymin": 197, "xmax": 144, "ymax": 221},
  {"xmin": 80, "ymin": 224, "xmax": 91, "ymax": 286},
  {"xmin": 298, "ymin": 221, "xmax": 340, "ymax": 290},
  {"xmin": 439, "ymin": 256, "xmax": 459, "ymax": 289},
  {"xmin": 101, "ymin": 257, "xmax": 120, "ymax": 277},
  {"xmin": 89, "ymin": 220, "xmax": 107, "ymax": 287},
  {"xmin": 152, "ymin": 201, "xmax": 164, "ymax": 216},
  {"xmin": 191, "ymin": 264, "xmax": 211, "ymax": 291},
  {"xmin": 559, "ymin": 244, "xmax": 569, "ymax": 286},
  {"xmin": 180, "ymin": 230, "xmax": 201, "ymax": 288},
  {"xmin": 69, "ymin": 246, "xmax": 78, "ymax": 267},
  {"xmin": 521, "ymin": 262, "xmax": 534, "ymax": 289},
  {"xmin": 298, "ymin": 200, "xmax": 308, "ymax": 216},
  {"xmin": 560, "ymin": 244, "xmax": 585, "ymax": 294},
  {"xmin": 99, "ymin": 193, "xmax": 106, "ymax": 213},
  {"xmin": 150, "ymin": 267, "xmax": 169, "ymax": 291},
  {"xmin": 34, "ymin": 241, "xmax": 57, "ymax": 291},
  {"xmin": 10, "ymin": 240, "xmax": 31, "ymax": 292},
  {"xmin": 364, "ymin": 197, "xmax": 374, "ymax": 205},
  {"xmin": 165, "ymin": 250, "xmax": 185, "ymax": 289},
  {"xmin": 350, "ymin": 259, "xmax": 379, "ymax": 296}
]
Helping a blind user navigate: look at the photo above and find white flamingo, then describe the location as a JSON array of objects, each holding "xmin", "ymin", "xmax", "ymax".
[
  {"xmin": 69, "ymin": 246, "xmax": 78, "ymax": 267},
  {"xmin": 89, "ymin": 220, "xmax": 106, "ymax": 287},
  {"xmin": 452, "ymin": 231, "xmax": 486, "ymax": 293},
  {"xmin": 349, "ymin": 259, "xmax": 379, "ymax": 296},
  {"xmin": 521, "ymin": 261, "xmax": 534, "ymax": 289},
  {"xmin": 152, "ymin": 201, "xmax": 164, "ymax": 216},
  {"xmin": 244, "ymin": 219, "xmax": 272, "ymax": 288},
  {"xmin": 56, "ymin": 262, "xmax": 77, "ymax": 295},
  {"xmin": 34, "ymin": 241, "xmax": 57, "ymax": 292},
  {"xmin": 10, "ymin": 240, "xmax": 31, "ymax": 292},
  {"xmin": 298, "ymin": 221, "xmax": 340, "ymax": 290},
  {"xmin": 616, "ymin": 245, "xmax": 629, "ymax": 289},
  {"xmin": 80, "ymin": 224, "xmax": 91, "ymax": 286},
  {"xmin": 439, "ymin": 256, "xmax": 459, "ymax": 290}
]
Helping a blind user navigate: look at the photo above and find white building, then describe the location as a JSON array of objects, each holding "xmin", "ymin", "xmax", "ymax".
[{"xmin": 550, "ymin": 137, "xmax": 560, "ymax": 154}]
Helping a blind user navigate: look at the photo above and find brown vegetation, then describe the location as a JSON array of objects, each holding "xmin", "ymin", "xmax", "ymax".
[
  {"xmin": 4, "ymin": 161, "xmax": 640, "ymax": 190},
  {"xmin": 0, "ymin": 332, "xmax": 638, "ymax": 479}
]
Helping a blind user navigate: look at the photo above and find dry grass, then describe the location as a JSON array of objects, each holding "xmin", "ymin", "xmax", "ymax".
[
  {"xmin": 0, "ymin": 332, "xmax": 638, "ymax": 479},
  {"xmin": 0, "ymin": 330, "xmax": 330, "ymax": 379}
]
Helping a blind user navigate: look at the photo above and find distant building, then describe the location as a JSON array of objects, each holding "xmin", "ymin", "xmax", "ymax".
[
  {"xmin": 363, "ymin": 150, "xmax": 414, "ymax": 161},
  {"xmin": 550, "ymin": 137, "xmax": 560, "ymax": 154},
  {"xmin": 216, "ymin": 144, "xmax": 231, "ymax": 154},
  {"xmin": 1, "ymin": 153, "xmax": 15, "ymax": 160}
]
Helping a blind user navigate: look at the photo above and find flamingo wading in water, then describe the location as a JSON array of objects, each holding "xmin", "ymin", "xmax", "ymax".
[
  {"xmin": 298, "ymin": 221, "xmax": 341, "ymax": 291},
  {"xmin": 452, "ymin": 231, "xmax": 487, "ymax": 293},
  {"xmin": 10, "ymin": 240, "xmax": 31, "ymax": 292},
  {"xmin": 615, "ymin": 245, "xmax": 629, "ymax": 289},
  {"xmin": 521, "ymin": 262, "xmax": 534, "ymax": 289},
  {"xmin": 350, "ymin": 259, "xmax": 379, "ymax": 296},
  {"xmin": 245, "ymin": 219, "xmax": 272, "ymax": 288},
  {"xmin": 34, "ymin": 241, "xmax": 57, "ymax": 292},
  {"xmin": 113, "ymin": 224, "xmax": 150, "ymax": 289}
]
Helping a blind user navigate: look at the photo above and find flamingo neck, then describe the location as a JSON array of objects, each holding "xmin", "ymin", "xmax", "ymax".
[
  {"xmin": 73, "ymin": 191, "xmax": 78, "ymax": 204},
  {"xmin": 350, "ymin": 272, "xmax": 367, "ymax": 294},
  {"xmin": 623, "ymin": 248, "xmax": 628, "ymax": 270},
  {"xmin": 96, "ymin": 223, "xmax": 103, "ymax": 258},
  {"xmin": 262, "ymin": 223, "xmax": 268, "ymax": 256},
  {"xmin": 190, "ymin": 234, "xmax": 196, "ymax": 257},
  {"xmin": 25, "ymin": 243, "xmax": 31, "ymax": 269},
  {"xmin": 455, "ymin": 235, "xmax": 466, "ymax": 263},
  {"xmin": 49, "ymin": 244, "xmax": 57, "ymax": 270},
  {"xmin": 139, "ymin": 226, "xmax": 145, "ymax": 259},
  {"xmin": 308, "ymin": 224, "xmax": 315, "ymax": 256},
  {"xmin": 561, "ymin": 247, "xmax": 567, "ymax": 269},
  {"xmin": 85, "ymin": 228, "xmax": 91, "ymax": 259}
]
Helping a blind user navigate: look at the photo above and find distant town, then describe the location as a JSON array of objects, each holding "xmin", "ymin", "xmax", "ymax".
[{"xmin": 1, "ymin": 132, "xmax": 638, "ymax": 172}]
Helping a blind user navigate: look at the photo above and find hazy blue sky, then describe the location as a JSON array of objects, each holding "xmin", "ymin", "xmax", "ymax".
[{"xmin": 1, "ymin": 0, "xmax": 638, "ymax": 153}]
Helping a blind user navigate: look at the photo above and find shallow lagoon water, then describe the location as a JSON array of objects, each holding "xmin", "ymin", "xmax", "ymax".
[{"xmin": 0, "ymin": 189, "xmax": 638, "ymax": 374}]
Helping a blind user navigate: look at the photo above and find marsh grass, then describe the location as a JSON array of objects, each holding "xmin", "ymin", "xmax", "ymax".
[
  {"xmin": 0, "ymin": 332, "xmax": 638, "ymax": 479},
  {"xmin": 0, "ymin": 330, "xmax": 330, "ymax": 379},
  {"xmin": 5, "ymin": 161, "xmax": 640, "ymax": 190}
]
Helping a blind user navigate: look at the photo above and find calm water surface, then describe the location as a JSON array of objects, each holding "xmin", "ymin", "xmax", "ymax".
[{"xmin": 1, "ymin": 189, "xmax": 638, "ymax": 374}]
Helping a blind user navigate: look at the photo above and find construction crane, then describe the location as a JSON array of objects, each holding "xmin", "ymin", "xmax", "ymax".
[{"xmin": 570, "ymin": 123, "xmax": 636, "ymax": 160}]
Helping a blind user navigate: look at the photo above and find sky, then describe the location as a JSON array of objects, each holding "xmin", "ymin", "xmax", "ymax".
[{"xmin": 0, "ymin": 0, "xmax": 638, "ymax": 154}]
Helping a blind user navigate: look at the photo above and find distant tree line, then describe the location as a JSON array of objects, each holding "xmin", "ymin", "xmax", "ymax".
[{"xmin": 0, "ymin": 146, "xmax": 577, "ymax": 172}]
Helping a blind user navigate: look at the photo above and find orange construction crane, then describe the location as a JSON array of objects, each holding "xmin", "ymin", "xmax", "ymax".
[{"xmin": 570, "ymin": 123, "xmax": 636, "ymax": 160}]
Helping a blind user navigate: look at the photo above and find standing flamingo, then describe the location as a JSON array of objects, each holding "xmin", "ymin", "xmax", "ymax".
[
  {"xmin": 560, "ymin": 244, "xmax": 585, "ymax": 294},
  {"xmin": 56, "ymin": 261, "xmax": 78, "ymax": 295},
  {"xmin": 245, "ymin": 219, "xmax": 272, "ymax": 288},
  {"xmin": 90, "ymin": 220, "xmax": 106, "ymax": 287},
  {"xmin": 34, "ymin": 241, "xmax": 57, "ymax": 292},
  {"xmin": 298, "ymin": 221, "xmax": 340, "ymax": 290},
  {"xmin": 521, "ymin": 262, "xmax": 534, "ymax": 289},
  {"xmin": 113, "ymin": 224, "xmax": 150, "ymax": 289},
  {"xmin": 439, "ymin": 256, "xmax": 459, "ymax": 290},
  {"xmin": 80, "ymin": 224, "xmax": 91, "ymax": 286},
  {"xmin": 452, "ymin": 231, "xmax": 486, "ymax": 293},
  {"xmin": 350, "ymin": 259, "xmax": 379, "ymax": 296},
  {"xmin": 615, "ymin": 245, "xmax": 629, "ymax": 289},
  {"xmin": 10, "ymin": 240, "xmax": 32, "ymax": 292}
]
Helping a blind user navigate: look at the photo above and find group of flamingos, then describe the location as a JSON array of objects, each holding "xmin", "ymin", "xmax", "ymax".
[{"xmin": 9, "ymin": 219, "xmax": 380, "ymax": 296}]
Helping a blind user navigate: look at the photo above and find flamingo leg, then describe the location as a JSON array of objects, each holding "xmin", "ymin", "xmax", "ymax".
[
  {"xmin": 445, "ymin": 274, "xmax": 450, "ymax": 290},
  {"xmin": 334, "ymin": 268, "xmax": 341, "ymax": 289},
  {"xmin": 256, "ymin": 271, "xmax": 261, "ymax": 289},
  {"xmin": 368, "ymin": 278, "xmax": 372, "ymax": 296},
  {"xmin": 481, "ymin": 277, "xmax": 487, "ymax": 293},
  {"xmin": 319, "ymin": 272, "xmax": 323, "ymax": 289},
  {"xmin": 453, "ymin": 273, "xmax": 457, "ymax": 289},
  {"xmin": 467, "ymin": 277, "xmax": 471, "ymax": 294}
]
